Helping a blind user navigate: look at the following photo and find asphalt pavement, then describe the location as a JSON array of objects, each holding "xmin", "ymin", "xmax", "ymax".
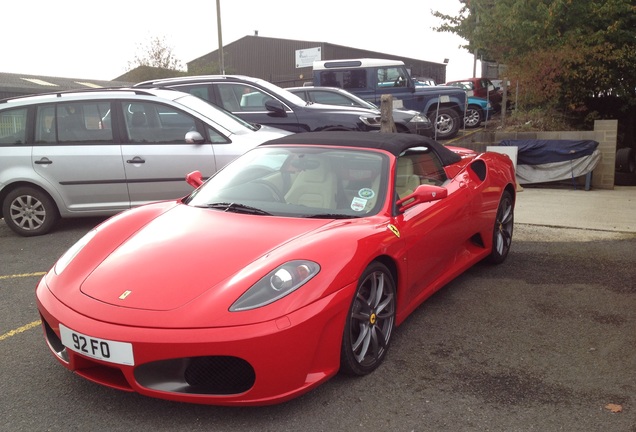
[{"xmin": 1, "ymin": 184, "xmax": 635, "ymax": 431}]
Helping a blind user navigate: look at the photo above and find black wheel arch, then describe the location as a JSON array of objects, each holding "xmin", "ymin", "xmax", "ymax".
[
  {"xmin": 504, "ymin": 183, "xmax": 517, "ymax": 205},
  {"xmin": 426, "ymin": 103, "xmax": 463, "ymax": 118},
  {"xmin": 372, "ymin": 255, "xmax": 399, "ymax": 289},
  {"xmin": 0, "ymin": 181, "xmax": 61, "ymax": 220}
]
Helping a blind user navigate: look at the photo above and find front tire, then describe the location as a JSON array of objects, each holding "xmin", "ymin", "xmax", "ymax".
[
  {"xmin": 340, "ymin": 262, "xmax": 396, "ymax": 376},
  {"xmin": 429, "ymin": 107, "xmax": 460, "ymax": 140},
  {"xmin": 487, "ymin": 190, "xmax": 514, "ymax": 264},
  {"xmin": 464, "ymin": 105, "xmax": 484, "ymax": 128},
  {"xmin": 2, "ymin": 186, "xmax": 59, "ymax": 236}
]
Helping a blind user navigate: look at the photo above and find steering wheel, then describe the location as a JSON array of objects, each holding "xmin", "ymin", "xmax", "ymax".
[{"xmin": 252, "ymin": 180, "xmax": 285, "ymax": 202}]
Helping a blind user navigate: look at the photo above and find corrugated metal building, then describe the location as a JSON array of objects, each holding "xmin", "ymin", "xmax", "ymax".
[
  {"xmin": 0, "ymin": 36, "xmax": 446, "ymax": 97},
  {"xmin": 188, "ymin": 35, "xmax": 448, "ymax": 87}
]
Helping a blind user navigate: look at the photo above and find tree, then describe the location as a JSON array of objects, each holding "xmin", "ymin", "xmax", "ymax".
[
  {"xmin": 187, "ymin": 61, "xmax": 224, "ymax": 75},
  {"xmin": 433, "ymin": 0, "xmax": 636, "ymax": 135},
  {"xmin": 127, "ymin": 36, "xmax": 185, "ymax": 72}
]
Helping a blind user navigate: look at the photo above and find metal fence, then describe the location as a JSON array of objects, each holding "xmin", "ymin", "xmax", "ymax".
[{"xmin": 0, "ymin": 113, "xmax": 25, "ymax": 139}]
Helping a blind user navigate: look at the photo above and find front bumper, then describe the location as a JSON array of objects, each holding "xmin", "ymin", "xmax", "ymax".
[
  {"xmin": 402, "ymin": 121, "xmax": 434, "ymax": 137},
  {"xmin": 36, "ymin": 276, "xmax": 354, "ymax": 406}
]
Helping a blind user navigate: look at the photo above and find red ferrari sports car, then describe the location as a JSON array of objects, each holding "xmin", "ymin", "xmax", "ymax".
[{"xmin": 36, "ymin": 132, "xmax": 516, "ymax": 406}]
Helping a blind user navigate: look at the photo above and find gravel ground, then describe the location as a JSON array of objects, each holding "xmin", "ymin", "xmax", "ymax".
[{"xmin": 514, "ymin": 223, "xmax": 636, "ymax": 242}]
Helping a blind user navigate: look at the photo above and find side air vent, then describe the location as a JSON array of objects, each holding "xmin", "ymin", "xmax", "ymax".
[{"xmin": 470, "ymin": 159, "xmax": 487, "ymax": 181}]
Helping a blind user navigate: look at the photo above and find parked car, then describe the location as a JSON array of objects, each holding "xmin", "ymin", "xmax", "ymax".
[
  {"xmin": 134, "ymin": 75, "xmax": 382, "ymax": 134},
  {"xmin": 312, "ymin": 59, "xmax": 467, "ymax": 140},
  {"xmin": 36, "ymin": 131, "xmax": 516, "ymax": 406},
  {"xmin": 0, "ymin": 88, "xmax": 292, "ymax": 236},
  {"xmin": 287, "ymin": 86, "xmax": 434, "ymax": 137},
  {"xmin": 414, "ymin": 79, "xmax": 494, "ymax": 128},
  {"xmin": 445, "ymin": 78, "xmax": 503, "ymax": 111}
]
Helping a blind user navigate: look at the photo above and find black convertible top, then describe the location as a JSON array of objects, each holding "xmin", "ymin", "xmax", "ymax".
[{"xmin": 261, "ymin": 131, "xmax": 462, "ymax": 166}]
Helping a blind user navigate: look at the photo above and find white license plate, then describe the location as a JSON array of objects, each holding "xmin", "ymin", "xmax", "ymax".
[{"xmin": 59, "ymin": 324, "xmax": 134, "ymax": 366}]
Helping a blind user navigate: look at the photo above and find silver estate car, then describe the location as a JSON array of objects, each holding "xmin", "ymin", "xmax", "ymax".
[{"xmin": 0, "ymin": 88, "xmax": 292, "ymax": 236}]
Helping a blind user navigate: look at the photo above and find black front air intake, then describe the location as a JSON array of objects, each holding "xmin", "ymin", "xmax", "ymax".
[
  {"xmin": 184, "ymin": 356, "xmax": 256, "ymax": 394},
  {"xmin": 135, "ymin": 355, "xmax": 256, "ymax": 395}
]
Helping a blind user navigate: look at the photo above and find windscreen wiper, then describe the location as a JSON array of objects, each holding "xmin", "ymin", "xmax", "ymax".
[
  {"xmin": 304, "ymin": 213, "xmax": 359, "ymax": 219},
  {"xmin": 203, "ymin": 202, "xmax": 272, "ymax": 216}
]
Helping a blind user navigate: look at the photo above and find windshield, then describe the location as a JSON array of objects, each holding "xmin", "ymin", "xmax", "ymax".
[
  {"xmin": 251, "ymin": 78, "xmax": 311, "ymax": 106},
  {"xmin": 186, "ymin": 146, "xmax": 388, "ymax": 218},
  {"xmin": 340, "ymin": 91, "xmax": 378, "ymax": 110},
  {"xmin": 173, "ymin": 94, "xmax": 258, "ymax": 134}
]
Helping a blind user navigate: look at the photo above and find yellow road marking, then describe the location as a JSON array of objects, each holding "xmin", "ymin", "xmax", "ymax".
[
  {"xmin": 0, "ymin": 320, "xmax": 41, "ymax": 341},
  {"xmin": 445, "ymin": 127, "xmax": 483, "ymax": 145},
  {"xmin": 0, "ymin": 272, "xmax": 46, "ymax": 341},
  {"xmin": 0, "ymin": 272, "xmax": 46, "ymax": 280}
]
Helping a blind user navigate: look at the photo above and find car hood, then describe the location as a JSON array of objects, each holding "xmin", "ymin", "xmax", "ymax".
[
  {"xmin": 467, "ymin": 96, "xmax": 490, "ymax": 108},
  {"xmin": 302, "ymin": 102, "xmax": 380, "ymax": 116},
  {"xmin": 416, "ymin": 84, "xmax": 464, "ymax": 94},
  {"xmin": 76, "ymin": 204, "xmax": 332, "ymax": 313},
  {"xmin": 392, "ymin": 109, "xmax": 422, "ymax": 121},
  {"xmin": 234, "ymin": 123, "xmax": 293, "ymax": 140}
]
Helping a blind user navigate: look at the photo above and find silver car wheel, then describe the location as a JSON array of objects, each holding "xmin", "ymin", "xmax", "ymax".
[
  {"xmin": 488, "ymin": 190, "xmax": 514, "ymax": 264},
  {"xmin": 429, "ymin": 107, "xmax": 460, "ymax": 140},
  {"xmin": 3, "ymin": 187, "xmax": 59, "ymax": 236},
  {"xmin": 341, "ymin": 262, "xmax": 396, "ymax": 375},
  {"xmin": 464, "ymin": 106, "xmax": 483, "ymax": 128}
]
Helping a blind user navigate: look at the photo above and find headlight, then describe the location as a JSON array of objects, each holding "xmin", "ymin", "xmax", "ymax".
[
  {"xmin": 409, "ymin": 114, "xmax": 431, "ymax": 124},
  {"xmin": 230, "ymin": 260, "xmax": 320, "ymax": 311},
  {"xmin": 54, "ymin": 229, "xmax": 97, "ymax": 275},
  {"xmin": 359, "ymin": 115, "xmax": 382, "ymax": 127}
]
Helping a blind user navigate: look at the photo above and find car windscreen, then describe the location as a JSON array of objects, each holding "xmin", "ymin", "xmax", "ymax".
[
  {"xmin": 186, "ymin": 146, "xmax": 389, "ymax": 218},
  {"xmin": 251, "ymin": 79, "xmax": 310, "ymax": 107},
  {"xmin": 173, "ymin": 94, "xmax": 258, "ymax": 134}
]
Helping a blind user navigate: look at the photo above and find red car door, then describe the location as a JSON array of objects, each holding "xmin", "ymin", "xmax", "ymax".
[{"xmin": 391, "ymin": 153, "xmax": 478, "ymax": 309}]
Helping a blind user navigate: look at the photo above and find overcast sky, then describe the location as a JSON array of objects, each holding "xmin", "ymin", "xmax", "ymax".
[{"xmin": 4, "ymin": 0, "xmax": 475, "ymax": 82}]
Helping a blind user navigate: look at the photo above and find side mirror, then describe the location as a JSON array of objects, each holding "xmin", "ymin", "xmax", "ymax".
[
  {"xmin": 185, "ymin": 130, "xmax": 205, "ymax": 144},
  {"xmin": 185, "ymin": 170, "xmax": 204, "ymax": 189},
  {"xmin": 397, "ymin": 184, "xmax": 447, "ymax": 212},
  {"xmin": 264, "ymin": 99, "xmax": 287, "ymax": 116}
]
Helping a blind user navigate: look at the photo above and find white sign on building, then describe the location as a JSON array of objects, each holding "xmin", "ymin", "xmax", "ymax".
[{"xmin": 296, "ymin": 47, "xmax": 321, "ymax": 68}]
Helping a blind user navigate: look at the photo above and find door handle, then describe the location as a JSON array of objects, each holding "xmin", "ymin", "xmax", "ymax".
[
  {"xmin": 459, "ymin": 173, "xmax": 469, "ymax": 188},
  {"xmin": 126, "ymin": 157, "xmax": 146, "ymax": 164},
  {"xmin": 34, "ymin": 158, "xmax": 53, "ymax": 165}
]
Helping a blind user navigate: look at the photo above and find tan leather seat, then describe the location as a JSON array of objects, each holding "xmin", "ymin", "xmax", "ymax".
[
  {"xmin": 285, "ymin": 156, "xmax": 337, "ymax": 209},
  {"xmin": 395, "ymin": 157, "xmax": 420, "ymax": 197}
]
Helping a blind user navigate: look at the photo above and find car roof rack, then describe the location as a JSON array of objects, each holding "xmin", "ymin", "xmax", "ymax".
[
  {"xmin": 0, "ymin": 87, "xmax": 159, "ymax": 104},
  {"xmin": 134, "ymin": 75, "xmax": 257, "ymax": 87}
]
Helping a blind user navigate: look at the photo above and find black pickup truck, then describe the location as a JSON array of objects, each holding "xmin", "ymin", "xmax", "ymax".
[{"xmin": 313, "ymin": 59, "xmax": 466, "ymax": 139}]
